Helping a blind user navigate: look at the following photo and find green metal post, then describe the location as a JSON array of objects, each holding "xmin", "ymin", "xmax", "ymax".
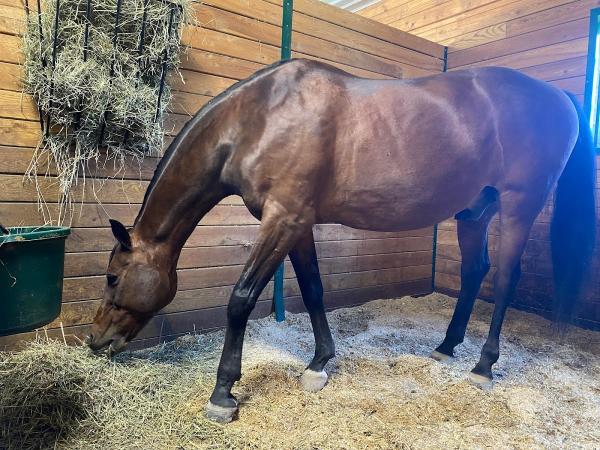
[
  {"xmin": 432, "ymin": 47, "xmax": 448, "ymax": 293},
  {"xmin": 274, "ymin": 264, "xmax": 285, "ymax": 321},
  {"xmin": 281, "ymin": 0, "xmax": 293, "ymax": 60},
  {"xmin": 273, "ymin": 0, "xmax": 293, "ymax": 322}
]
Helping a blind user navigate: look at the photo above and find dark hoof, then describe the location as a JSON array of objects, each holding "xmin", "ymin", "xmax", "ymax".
[{"xmin": 205, "ymin": 400, "xmax": 238, "ymax": 423}]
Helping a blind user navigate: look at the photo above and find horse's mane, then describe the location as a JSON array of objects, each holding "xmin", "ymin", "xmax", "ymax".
[{"xmin": 135, "ymin": 59, "xmax": 295, "ymax": 224}]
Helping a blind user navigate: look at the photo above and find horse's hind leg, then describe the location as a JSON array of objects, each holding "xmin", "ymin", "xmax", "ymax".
[
  {"xmin": 469, "ymin": 190, "xmax": 544, "ymax": 386},
  {"xmin": 206, "ymin": 200, "xmax": 311, "ymax": 422},
  {"xmin": 289, "ymin": 230, "xmax": 335, "ymax": 392},
  {"xmin": 432, "ymin": 200, "xmax": 498, "ymax": 361}
]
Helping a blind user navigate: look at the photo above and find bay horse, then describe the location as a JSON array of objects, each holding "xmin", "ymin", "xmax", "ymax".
[{"xmin": 88, "ymin": 59, "xmax": 596, "ymax": 423}]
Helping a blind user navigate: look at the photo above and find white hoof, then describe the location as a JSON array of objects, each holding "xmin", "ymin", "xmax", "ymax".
[
  {"xmin": 205, "ymin": 401, "xmax": 238, "ymax": 423},
  {"xmin": 430, "ymin": 350, "xmax": 452, "ymax": 362},
  {"xmin": 300, "ymin": 369, "xmax": 328, "ymax": 393},
  {"xmin": 468, "ymin": 372, "xmax": 493, "ymax": 390}
]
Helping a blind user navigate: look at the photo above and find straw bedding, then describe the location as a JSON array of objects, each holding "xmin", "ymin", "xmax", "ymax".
[{"xmin": 1, "ymin": 293, "xmax": 599, "ymax": 449}]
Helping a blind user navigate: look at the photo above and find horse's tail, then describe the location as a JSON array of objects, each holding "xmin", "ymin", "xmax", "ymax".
[{"xmin": 550, "ymin": 91, "xmax": 596, "ymax": 328}]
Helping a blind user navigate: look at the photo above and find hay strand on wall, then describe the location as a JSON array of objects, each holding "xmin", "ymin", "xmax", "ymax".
[{"xmin": 21, "ymin": 0, "xmax": 193, "ymax": 224}]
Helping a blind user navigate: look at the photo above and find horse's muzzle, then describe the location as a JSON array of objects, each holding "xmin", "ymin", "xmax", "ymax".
[{"xmin": 87, "ymin": 333, "xmax": 127, "ymax": 357}]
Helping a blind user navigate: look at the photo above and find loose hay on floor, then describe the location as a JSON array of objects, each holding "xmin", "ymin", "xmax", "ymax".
[{"xmin": 1, "ymin": 293, "xmax": 599, "ymax": 449}]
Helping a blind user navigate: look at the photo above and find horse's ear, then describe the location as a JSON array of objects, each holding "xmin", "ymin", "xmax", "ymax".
[{"xmin": 109, "ymin": 219, "xmax": 132, "ymax": 251}]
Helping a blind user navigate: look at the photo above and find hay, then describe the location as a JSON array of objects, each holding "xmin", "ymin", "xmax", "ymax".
[
  {"xmin": 1, "ymin": 293, "xmax": 599, "ymax": 449},
  {"xmin": 21, "ymin": 0, "xmax": 192, "ymax": 220},
  {"xmin": 0, "ymin": 333, "xmax": 237, "ymax": 450}
]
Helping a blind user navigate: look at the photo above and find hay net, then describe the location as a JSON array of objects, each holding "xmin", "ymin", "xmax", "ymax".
[{"xmin": 22, "ymin": 0, "xmax": 192, "ymax": 216}]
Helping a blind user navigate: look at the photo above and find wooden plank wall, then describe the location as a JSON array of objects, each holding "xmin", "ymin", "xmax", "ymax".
[
  {"xmin": 360, "ymin": 0, "xmax": 600, "ymax": 328},
  {"xmin": 0, "ymin": 0, "xmax": 445, "ymax": 349}
]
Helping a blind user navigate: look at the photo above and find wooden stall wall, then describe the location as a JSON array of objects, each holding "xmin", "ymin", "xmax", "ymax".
[
  {"xmin": 0, "ymin": 0, "xmax": 445, "ymax": 349},
  {"xmin": 360, "ymin": 0, "xmax": 600, "ymax": 328}
]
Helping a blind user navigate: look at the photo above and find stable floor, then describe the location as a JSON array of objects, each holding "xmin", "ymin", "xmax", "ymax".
[{"xmin": 1, "ymin": 293, "xmax": 599, "ymax": 449}]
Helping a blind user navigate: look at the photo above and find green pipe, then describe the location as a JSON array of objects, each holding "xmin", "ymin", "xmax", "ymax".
[
  {"xmin": 432, "ymin": 47, "xmax": 448, "ymax": 293},
  {"xmin": 280, "ymin": 0, "xmax": 293, "ymax": 61},
  {"xmin": 274, "ymin": 264, "xmax": 285, "ymax": 322},
  {"xmin": 273, "ymin": 0, "xmax": 293, "ymax": 322}
]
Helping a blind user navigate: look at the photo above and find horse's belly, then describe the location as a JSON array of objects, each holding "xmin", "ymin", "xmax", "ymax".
[{"xmin": 318, "ymin": 181, "xmax": 481, "ymax": 232}]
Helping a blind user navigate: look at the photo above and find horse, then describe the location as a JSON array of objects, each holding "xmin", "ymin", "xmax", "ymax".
[{"xmin": 87, "ymin": 59, "xmax": 596, "ymax": 423}]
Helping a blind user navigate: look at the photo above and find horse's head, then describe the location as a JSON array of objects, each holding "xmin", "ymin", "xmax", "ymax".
[{"xmin": 87, "ymin": 219, "xmax": 176, "ymax": 356}]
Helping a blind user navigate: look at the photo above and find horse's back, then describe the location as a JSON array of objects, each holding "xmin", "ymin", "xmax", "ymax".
[
  {"xmin": 312, "ymin": 64, "xmax": 579, "ymax": 230},
  {"xmin": 316, "ymin": 66, "xmax": 501, "ymax": 228},
  {"xmin": 225, "ymin": 60, "xmax": 579, "ymax": 231}
]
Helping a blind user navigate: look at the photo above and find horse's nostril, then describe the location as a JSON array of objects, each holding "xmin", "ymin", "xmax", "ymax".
[{"xmin": 85, "ymin": 334, "xmax": 93, "ymax": 345}]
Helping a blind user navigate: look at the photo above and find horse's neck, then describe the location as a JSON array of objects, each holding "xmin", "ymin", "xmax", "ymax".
[{"xmin": 133, "ymin": 125, "xmax": 227, "ymax": 259}]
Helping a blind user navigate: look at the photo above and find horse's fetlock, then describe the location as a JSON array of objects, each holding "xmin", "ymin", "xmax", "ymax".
[
  {"xmin": 318, "ymin": 342, "xmax": 335, "ymax": 361},
  {"xmin": 481, "ymin": 346, "xmax": 500, "ymax": 365}
]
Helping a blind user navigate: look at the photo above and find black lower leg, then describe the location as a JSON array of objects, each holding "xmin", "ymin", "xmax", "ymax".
[
  {"xmin": 472, "ymin": 264, "xmax": 521, "ymax": 379},
  {"xmin": 290, "ymin": 232, "xmax": 335, "ymax": 372},
  {"xmin": 208, "ymin": 204, "xmax": 309, "ymax": 409},
  {"xmin": 435, "ymin": 289, "xmax": 482, "ymax": 356},
  {"xmin": 435, "ymin": 212, "xmax": 495, "ymax": 357},
  {"xmin": 306, "ymin": 305, "xmax": 335, "ymax": 371},
  {"xmin": 210, "ymin": 291, "xmax": 254, "ymax": 407}
]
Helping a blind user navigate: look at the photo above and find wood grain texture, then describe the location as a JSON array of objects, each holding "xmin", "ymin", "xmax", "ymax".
[
  {"xmin": 365, "ymin": 0, "xmax": 600, "ymax": 328},
  {"xmin": 0, "ymin": 278, "xmax": 432, "ymax": 351},
  {"xmin": 0, "ymin": 0, "xmax": 443, "ymax": 349}
]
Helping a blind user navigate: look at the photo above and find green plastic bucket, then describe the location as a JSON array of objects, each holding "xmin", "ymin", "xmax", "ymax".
[{"xmin": 0, "ymin": 226, "xmax": 70, "ymax": 336}]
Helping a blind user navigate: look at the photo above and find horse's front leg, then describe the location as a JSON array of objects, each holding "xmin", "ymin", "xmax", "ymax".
[
  {"xmin": 205, "ymin": 200, "xmax": 311, "ymax": 423},
  {"xmin": 289, "ymin": 230, "xmax": 335, "ymax": 392}
]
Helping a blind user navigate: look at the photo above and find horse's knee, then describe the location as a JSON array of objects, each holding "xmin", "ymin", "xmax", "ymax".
[{"xmin": 227, "ymin": 290, "xmax": 258, "ymax": 325}]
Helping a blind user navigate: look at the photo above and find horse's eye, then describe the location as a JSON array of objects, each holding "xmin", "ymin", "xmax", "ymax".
[{"xmin": 107, "ymin": 274, "xmax": 118, "ymax": 287}]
